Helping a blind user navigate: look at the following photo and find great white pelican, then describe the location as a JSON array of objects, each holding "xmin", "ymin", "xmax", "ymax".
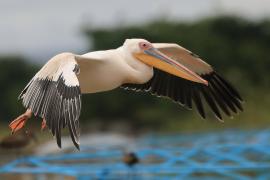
[{"xmin": 9, "ymin": 38, "xmax": 243, "ymax": 149}]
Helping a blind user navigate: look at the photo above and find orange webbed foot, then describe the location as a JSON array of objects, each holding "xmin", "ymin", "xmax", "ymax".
[
  {"xmin": 41, "ymin": 118, "xmax": 47, "ymax": 131},
  {"xmin": 9, "ymin": 109, "xmax": 32, "ymax": 134}
]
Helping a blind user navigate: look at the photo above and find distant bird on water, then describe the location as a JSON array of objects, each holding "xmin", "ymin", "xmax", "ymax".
[
  {"xmin": 10, "ymin": 38, "xmax": 243, "ymax": 149},
  {"xmin": 0, "ymin": 131, "xmax": 37, "ymax": 150},
  {"xmin": 122, "ymin": 152, "xmax": 140, "ymax": 167}
]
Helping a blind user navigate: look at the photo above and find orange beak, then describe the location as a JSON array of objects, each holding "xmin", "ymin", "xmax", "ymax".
[{"xmin": 134, "ymin": 48, "xmax": 208, "ymax": 85}]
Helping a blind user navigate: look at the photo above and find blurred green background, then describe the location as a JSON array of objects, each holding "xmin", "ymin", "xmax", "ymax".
[{"xmin": 1, "ymin": 16, "xmax": 270, "ymax": 133}]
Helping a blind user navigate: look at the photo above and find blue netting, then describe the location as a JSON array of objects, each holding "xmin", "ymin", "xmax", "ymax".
[{"xmin": 0, "ymin": 130, "xmax": 270, "ymax": 180}]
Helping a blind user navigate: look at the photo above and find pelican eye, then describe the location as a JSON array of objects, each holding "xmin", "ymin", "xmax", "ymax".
[{"xmin": 139, "ymin": 42, "xmax": 152, "ymax": 50}]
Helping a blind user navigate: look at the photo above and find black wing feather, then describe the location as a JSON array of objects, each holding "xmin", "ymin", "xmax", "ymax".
[
  {"xmin": 122, "ymin": 68, "xmax": 243, "ymax": 120},
  {"xmin": 19, "ymin": 74, "xmax": 81, "ymax": 149},
  {"xmin": 192, "ymin": 87, "xmax": 205, "ymax": 118}
]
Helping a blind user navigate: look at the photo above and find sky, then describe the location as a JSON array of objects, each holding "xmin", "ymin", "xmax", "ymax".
[{"xmin": 0, "ymin": 0, "xmax": 270, "ymax": 63}]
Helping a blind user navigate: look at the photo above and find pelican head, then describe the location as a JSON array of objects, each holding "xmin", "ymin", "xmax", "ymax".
[{"xmin": 123, "ymin": 38, "xmax": 208, "ymax": 85}]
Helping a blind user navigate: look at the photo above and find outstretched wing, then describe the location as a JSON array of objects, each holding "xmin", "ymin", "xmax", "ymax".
[
  {"xmin": 122, "ymin": 43, "xmax": 243, "ymax": 120},
  {"xmin": 19, "ymin": 53, "xmax": 81, "ymax": 149}
]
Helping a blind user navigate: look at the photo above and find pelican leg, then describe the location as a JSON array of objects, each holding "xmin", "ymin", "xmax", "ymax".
[
  {"xmin": 41, "ymin": 118, "xmax": 47, "ymax": 131},
  {"xmin": 9, "ymin": 109, "xmax": 32, "ymax": 134}
]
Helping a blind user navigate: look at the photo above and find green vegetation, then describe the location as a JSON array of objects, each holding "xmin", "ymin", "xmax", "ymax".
[
  {"xmin": 0, "ymin": 57, "xmax": 38, "ymax": 120},
  {"xmin": 1, "ymin": 16, "xmax": 270, "ymax": 132}
]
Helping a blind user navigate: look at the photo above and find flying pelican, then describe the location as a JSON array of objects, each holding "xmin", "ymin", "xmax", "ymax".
[{"xmin": 10, "ymin": 38, "xmax": 243, "ymax": 149}]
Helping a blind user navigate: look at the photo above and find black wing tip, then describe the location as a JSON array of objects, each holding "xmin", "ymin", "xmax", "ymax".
[
  {"xmin": 236, "ymin": 95, "xmax": 244, "ymax": 103},
  {"xmin": 55, "ymin": 139, "xmax": 80, "ymax": 150},
  {"xmin": 56, "ymin": 136, "xmax": 62, "ymax": 149},
  {"xmin": 18, "ymin": 94, "xmax": 23, "ymax": 100},
  {"xmin": 203, "ymin": 71, "xmax": 244, "ymax": 117},
  {"xmin": 74, "ymin": 142, "xmax": 80, "ymax": 150},
  {"xmin": 54, "ymin": 132, "xmax": 80, "ymax": 150},
  {"xmin": 56, "ymin": 141, "xmax": 62, "ymax": 149},
  {"xmin": 216, "ymin": 115, "xmax": 224, "ymax": 122},
  {"xmin": 53, "ymin": 129, "xmax": 80, "ymax": 150},
  {"xmin": 213, "ymin": 72, "xmax": 244, "ymax": 102},
  {"xmin": 185, "ymin": 105, "xmax": 192, "ymax": 110},
  {"xmin": 54, "ymin": 136, "xmax": 80, "ymax": 150},
  {"xmin": 198, "ymin": 112, "xmax": 206, "ymax": 119}
]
